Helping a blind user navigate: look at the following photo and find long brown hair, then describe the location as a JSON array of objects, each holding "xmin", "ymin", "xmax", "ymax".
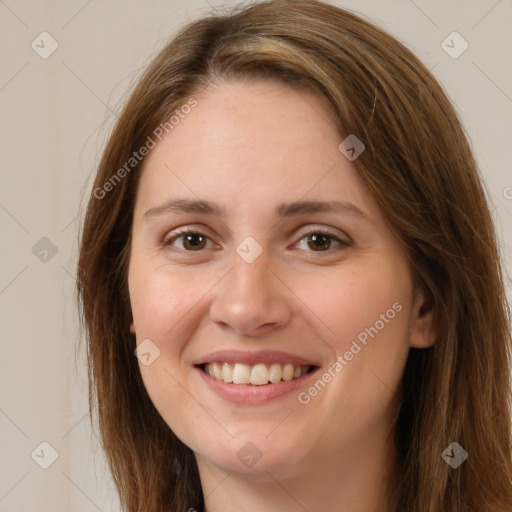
[{"xmin": 76, "ymin": 1, "xmax": 512, "ymax": 510}]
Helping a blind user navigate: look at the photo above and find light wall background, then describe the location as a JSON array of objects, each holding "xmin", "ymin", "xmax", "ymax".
[{"xmin": 1, "ymin": 1, "xmax": 511, "ymax": 510}]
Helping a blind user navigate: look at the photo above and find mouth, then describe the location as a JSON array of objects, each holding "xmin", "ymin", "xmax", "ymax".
[
  {"xmin": 193, "ymin": 350, "xmax": 321, "ymax": 404},
  {"xmin": 198, "ymin": 362, "xmax": 316, "ymax": 385}
]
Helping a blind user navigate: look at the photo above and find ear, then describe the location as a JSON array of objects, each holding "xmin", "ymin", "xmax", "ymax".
[
  {"xmin": 130, "ymin": 322, "xmax": 136, "ymax": 335},
  {"xmin": 409, "ymin": 288, "xmax": 436, "ymax": 348}
]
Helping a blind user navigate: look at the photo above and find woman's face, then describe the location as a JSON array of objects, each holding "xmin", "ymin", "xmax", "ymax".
[{"xmin": 128, "ymin": 79, "xmax": 434, "ymax": 480}]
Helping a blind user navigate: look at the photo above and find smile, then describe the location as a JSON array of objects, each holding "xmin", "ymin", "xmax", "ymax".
[
  {"xmin": 202, "ymin": 362, "xmax": 314, "ymax": 385},
  {"xmin": 194, "ymin": 350, "xmax": 321, "ymax": 404}
]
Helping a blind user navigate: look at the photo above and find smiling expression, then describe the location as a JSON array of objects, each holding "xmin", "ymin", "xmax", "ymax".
[{"xmin": 127, "ymin": 79, "xmax": 433, "ymax": 479}]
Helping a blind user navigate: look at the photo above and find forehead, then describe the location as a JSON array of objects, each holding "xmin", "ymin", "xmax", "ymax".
[{"xmin": 134, "ymin": 79, "xmax": 373, "ymax": 218}]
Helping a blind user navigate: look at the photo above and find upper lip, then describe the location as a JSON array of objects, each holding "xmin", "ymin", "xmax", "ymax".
[{"xmin": 194, "ymin": 349, "xmax": 320, "ymax": 367}]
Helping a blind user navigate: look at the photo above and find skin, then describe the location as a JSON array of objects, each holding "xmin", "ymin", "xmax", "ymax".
[{"xmin": 128, "ymin": 79, "xmax": 436, "ymax": 512}]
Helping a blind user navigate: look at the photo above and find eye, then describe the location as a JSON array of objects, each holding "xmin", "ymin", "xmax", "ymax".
[
  {"xmin": 162, "ymin": 227, "xmax": 350, "ymax": 254},
  {"xmin": 294, "ymin": 229, "xmax": 349, "ymax": 252},
  {"xmin": 162, "ymin": 229, "xmax": 215, "ymax": 251}
]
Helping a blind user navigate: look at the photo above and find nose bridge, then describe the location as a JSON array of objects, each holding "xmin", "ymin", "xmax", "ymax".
[
  {"xmin": 231, "ymin": 249, "xmax": 270, "ymax": 296},
  {"xmin": 209, "ymin": 237, "xmax": 291, "ymax": 334},
  {"xmin": 228, "ymin": 237, "xmax": 275, "ymax": 305}
]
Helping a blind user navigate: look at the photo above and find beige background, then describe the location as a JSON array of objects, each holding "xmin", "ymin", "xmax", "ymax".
[{"xmin": 0, "ymin": 1, "xmax": 511, "ymax": 510}]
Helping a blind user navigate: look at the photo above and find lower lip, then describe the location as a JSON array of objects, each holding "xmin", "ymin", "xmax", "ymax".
[{"xmin": 196, "ymin": 366, "xmax": 320, "ymax": 404}]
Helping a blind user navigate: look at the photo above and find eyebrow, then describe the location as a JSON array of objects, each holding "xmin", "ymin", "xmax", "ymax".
[{"xmin": 142, "ymin": 198, "xmax": 371, "ymax": 223}]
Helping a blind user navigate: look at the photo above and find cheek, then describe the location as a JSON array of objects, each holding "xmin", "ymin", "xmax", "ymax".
[
  {"xmin": 129, "ymin": 262, "xmax": 211, "ymax": 340},
  {"xmin": 294, "ymin": 257, "xmax": 412, "ymax": 414},
  {"xmin": 290, "ymin": 261, "xmax": 412, "ymax": 440},
  {"xmin": 128, "ymin": 264, "xmax": 214, "ymax": 445},
  {"xmin": 292, "ymin": 259, "xmax": 412, "ymax": 352}
]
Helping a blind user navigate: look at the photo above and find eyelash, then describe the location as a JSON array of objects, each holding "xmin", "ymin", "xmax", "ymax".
[{"xmin": 161, "ymin": 227, "xmax": 351, "ymax": 254}]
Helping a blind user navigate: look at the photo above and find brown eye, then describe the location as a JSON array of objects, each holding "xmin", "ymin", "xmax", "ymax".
[
  {"xmin": 182, "ymin": 233, "xmax": 207, "ymax": 250},
  {"xmin": 164, "ymin": 231, "xmax": 212, "ymax": 251},
  {"xmin": 295, "ymin": 230, "xmax": 347, "ymax": 253},
  {"xmin": 307, "ymin": 233, "xmax": 332, "ymax": 251}
]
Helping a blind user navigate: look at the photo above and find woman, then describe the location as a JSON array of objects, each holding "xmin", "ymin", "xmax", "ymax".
[{"xmin": 77, "ymin": 1, "xmax": 512, "ymax": 510}]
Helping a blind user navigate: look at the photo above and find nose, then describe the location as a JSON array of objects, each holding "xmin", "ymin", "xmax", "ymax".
[{"xmin": 209, "ymin": 248, "xmax": 292, "ymax": 336}]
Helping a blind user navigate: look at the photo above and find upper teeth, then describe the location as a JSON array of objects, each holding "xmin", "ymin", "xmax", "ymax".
[{"xmin": 204, "ymin": 362, "xmax": 311, "ymax": 385}]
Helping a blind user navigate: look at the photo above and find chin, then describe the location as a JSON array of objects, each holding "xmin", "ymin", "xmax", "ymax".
[{"xmin": 195, "ymin": 432, "xmax": 305, "ymax": 478}]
